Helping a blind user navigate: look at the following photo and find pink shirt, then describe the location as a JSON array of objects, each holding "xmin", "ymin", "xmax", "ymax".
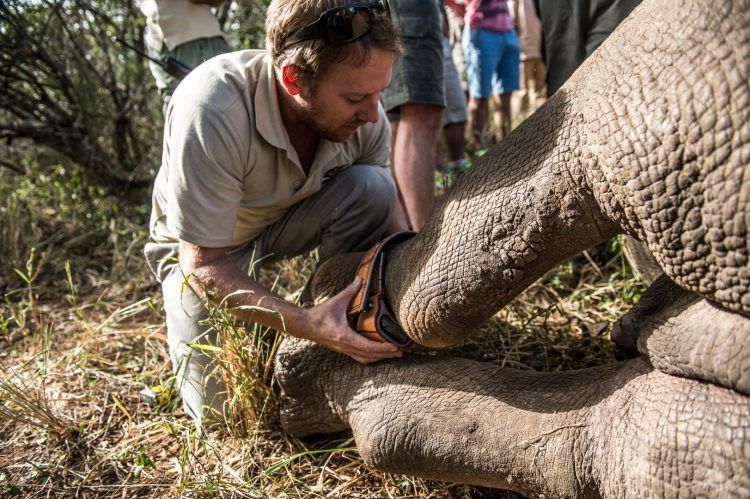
[{"xmin": 465, "ymin": 0, "xmax": 514, "ymax": 33}]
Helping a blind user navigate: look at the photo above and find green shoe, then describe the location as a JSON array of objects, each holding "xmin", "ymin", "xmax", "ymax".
[{"xmin": 436, "ymin": 159, "xmax": 470, "ymax": 193}]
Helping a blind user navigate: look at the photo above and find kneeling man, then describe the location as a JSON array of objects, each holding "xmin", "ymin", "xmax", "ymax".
[{"xmin": 144, "ymin": 0, "xmax": 404, "ymax": 427}]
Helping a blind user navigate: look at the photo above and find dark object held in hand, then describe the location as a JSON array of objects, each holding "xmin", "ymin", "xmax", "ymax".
[
  {"xmin": 161, "ymin": 56, "xmax": 192, "ymax": 80},
  {"xmin": 115, "ymin": 36, "xmax": 193, "ymax": 80}
]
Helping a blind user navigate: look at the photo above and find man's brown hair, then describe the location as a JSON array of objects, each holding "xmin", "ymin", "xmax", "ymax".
[{"xmin": 266, "ymin": 0, "xmax": 403, "ymax": 91}]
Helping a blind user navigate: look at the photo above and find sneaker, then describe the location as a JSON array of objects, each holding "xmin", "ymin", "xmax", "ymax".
[
  {"xmin": 444, "ymin": 158, "xmax": 469, "ymax": 175},
  {"xmin": 436, "ymin": 158, "xmax": 470, "ymax": 194}
]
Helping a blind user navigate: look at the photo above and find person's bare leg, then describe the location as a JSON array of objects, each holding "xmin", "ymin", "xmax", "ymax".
[
  {"xmin": 442, "ymin": 121, "xmax": 467, "ymax": 162},
  {"xmin": 391, "ymin": 103, "xmax": 444, "ymax": 231},
  {"xmin": 386, "ymin": 197, "xmax": 411, "ymax": 233},
  {"xmin": 493, "ymin": 92, "xmax": 512, "ymax": 141},
  {"xmin": 512, "ymin": 59, "xmax": 530, "ymax": 123},
  {"xmin": 531, "ymin": 59, "xmax": 547, "ymax": 111},
  {"xmin": 387, "ymin": 119, "xmax": 412, "ymax": 233},
  {"xmin": 467, "ymin": 96, "xmax": 488, "ymax": 149}
]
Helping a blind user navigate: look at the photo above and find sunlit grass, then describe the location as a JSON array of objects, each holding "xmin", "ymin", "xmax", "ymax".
[{"xmin": 0, "ymin": 160, "xmax": 645, "ymax": 498}]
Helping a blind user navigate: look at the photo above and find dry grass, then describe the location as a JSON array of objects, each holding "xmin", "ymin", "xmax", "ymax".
[
  {"xmin": 0, "ymin": 160, "xmax": 646, "ymax": 498},
  {"xmin": 0, "ymin": 241, "xmax": 643, "ymax": 498}
]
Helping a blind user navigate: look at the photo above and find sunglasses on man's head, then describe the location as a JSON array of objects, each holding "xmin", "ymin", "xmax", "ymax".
[{"xmin": 280, "ymin": 0, "xmax": 391, "ymax": 51}]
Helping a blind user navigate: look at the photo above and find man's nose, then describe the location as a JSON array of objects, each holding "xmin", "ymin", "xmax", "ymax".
[{"xmin": 357, "ymin": 94, "xmax": 380, "ymax": 123}]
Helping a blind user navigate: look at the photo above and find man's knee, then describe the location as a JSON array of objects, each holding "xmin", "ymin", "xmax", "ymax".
[
  {"xmin": 344, "ymin": 165, "xmax": 397, "ymax": 215},
  {"xmin": 317, "ymin": 165, "xmax": 397, "ymax": 257},
  {"xmin": 328, "ymin": 165, "xmax": 397, "ymax": 236},
  {"xmin": 398, "ymin": 103, "xmax": 445, "ymax": 131}
]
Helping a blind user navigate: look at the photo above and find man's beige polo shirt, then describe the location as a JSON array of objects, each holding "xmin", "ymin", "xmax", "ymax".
[{"xmin": 148, "ymin": 50, "xmax": 392, "ymax": 260}]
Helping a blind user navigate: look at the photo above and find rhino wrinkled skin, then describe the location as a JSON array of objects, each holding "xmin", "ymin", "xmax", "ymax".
[{"xmin": 274, "ymin": 0, "xmax": 750, "ymax": 496}]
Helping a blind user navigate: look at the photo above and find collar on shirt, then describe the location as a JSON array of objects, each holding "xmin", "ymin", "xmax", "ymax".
[{"xmin": 254, "ymin": 54, "xmax": 289, "ymax": 151}]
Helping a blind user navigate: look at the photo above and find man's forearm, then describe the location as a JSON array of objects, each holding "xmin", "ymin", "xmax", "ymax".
[
  {"xmin": 184, "ymin": 255, "xmax": 308, "ymax": 336},
  {"xmin": 178, "ymin": 240, "xmax": 402, "ymax": 364}
]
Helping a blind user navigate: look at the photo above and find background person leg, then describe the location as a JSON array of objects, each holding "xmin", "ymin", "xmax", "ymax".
[
  {"xmin": 391, "ymin": 103, "xmax": 444, "ymax": 231},
  {"xmin": 492, "ymin": 92, "xmax": 513, "ymax": 141},
  {"xmin": 467, "ymin": 97, "xmax": 489, "ymax": 149},
  {"xmin": 380, "ymin": 0, "xmax": 446, "ymax": 231}
]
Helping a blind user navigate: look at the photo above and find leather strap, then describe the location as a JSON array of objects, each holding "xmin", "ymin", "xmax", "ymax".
[{"xmin": 347, "ymin": 231, "xmax": 416, "ymax": 348}]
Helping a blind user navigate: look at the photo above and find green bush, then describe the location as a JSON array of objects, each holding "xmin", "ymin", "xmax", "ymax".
[{"xmin": 0, "ymin": 161, "xmax": 150, "ymax": 295}]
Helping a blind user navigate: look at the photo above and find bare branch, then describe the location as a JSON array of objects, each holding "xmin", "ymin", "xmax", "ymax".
[
  {"xmin": 0, "ymin": 158, "xmax": 25, "ymax": 175},
  {"xmin": 0, "ymin": 0, "xmax": 160, "ymax": 192}
]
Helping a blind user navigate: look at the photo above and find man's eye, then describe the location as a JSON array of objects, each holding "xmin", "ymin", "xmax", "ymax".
[{"xmin": 347, "ymin": 96, "xmax": 366, "ymax": 104}]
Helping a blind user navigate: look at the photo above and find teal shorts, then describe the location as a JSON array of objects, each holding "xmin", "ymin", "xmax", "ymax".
[{"xmin": 463, "ymin": 26, "xmax": 520, "ymax": 98}]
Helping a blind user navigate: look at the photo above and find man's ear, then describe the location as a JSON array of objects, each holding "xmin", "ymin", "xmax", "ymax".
[{"xmin": 281, "ymin": 65, "xmax": 301, "ymax": 96}]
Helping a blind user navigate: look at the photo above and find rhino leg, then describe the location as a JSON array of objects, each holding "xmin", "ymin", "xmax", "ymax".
[
  {"xmin": 612, "ymin": 274, "xmax": 750, "ymax": 394},
  {"xmin": 276, "ymin": 337, "xmax": 750, "ymax": 497}
]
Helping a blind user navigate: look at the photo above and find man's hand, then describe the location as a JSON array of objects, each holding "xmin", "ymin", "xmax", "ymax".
[{"xmin": 297, "ymin": 278, "xmax": 404, "ymax": 364}]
